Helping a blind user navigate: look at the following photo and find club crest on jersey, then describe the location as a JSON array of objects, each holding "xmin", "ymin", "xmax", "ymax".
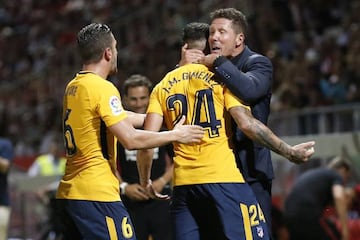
[
  {"xmin": 109, "ymin": 96, "xmax": 122, "ymax": 115},
  {"xmin": 256, "ymin": 226, "xmax": 264, "ymax": 238}
]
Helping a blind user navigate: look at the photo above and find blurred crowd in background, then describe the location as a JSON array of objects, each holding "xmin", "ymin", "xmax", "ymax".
[{"xmin": 0, "ymin": 0, "xmax": 359, "ymax": 157}]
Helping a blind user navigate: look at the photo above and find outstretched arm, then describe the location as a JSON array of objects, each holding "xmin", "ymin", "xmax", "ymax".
[
  {"xmin": 109, "ymin": 115, "xmax": 203, "ymax": 150},
  {"xmin": 125, "ymin": 110, "xmax": 145, "ymax": 128},
  {"xmin": 229, "ymin": 106, "xmax": 315, "ymax": 163}
]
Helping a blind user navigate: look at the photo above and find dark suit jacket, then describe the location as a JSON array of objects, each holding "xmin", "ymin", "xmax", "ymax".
[{"xmin": 214, "ymin": 46, "xmax": 274, "ymax": 182}]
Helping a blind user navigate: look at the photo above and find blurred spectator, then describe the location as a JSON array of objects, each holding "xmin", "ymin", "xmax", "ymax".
[
  {"xmin": 0, "ymin": 137, "xmax": 14, "ymax": 240},
  {"xmin": 27, "ymin": 136, "xmax": 66, "ymax": 239},
  {"xmin": 320, "ymin": 184, "xmax": 360, "ymax": 240},
  {"xmin": 343, "ymin": 185, "xmax": 360, "ymax": 240},
  {"xmin": 319, "ymin": 73, "xmax": 348, "ymax": 104},
  {"xmin": 27, "ymin": 138, "xmax": 65, "ymax": 178},
  {"xmin": 284, "ymin": 156, "xmax": 352, "ymax": 240}
]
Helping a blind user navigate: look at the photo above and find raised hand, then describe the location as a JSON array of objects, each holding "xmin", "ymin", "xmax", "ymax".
[
  {"xmin": 178, "ymin": 44, "xmax": 205, "ymax": 66},
  {"xmin": 199, "ymin": 53, "xmax": 220, "ymax": 67},
  {"xmin": 289, "ymin": 141, "xmax": 316, "ymax": 164}
]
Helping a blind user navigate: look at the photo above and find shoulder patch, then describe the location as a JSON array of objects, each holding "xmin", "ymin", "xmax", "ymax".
[{"xmin": 109, "ymin": 96, "xmax": 123, "ymax": 115}]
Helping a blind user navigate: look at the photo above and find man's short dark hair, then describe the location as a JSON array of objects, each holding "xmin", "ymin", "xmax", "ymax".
[
  {"xmin": 77, "ymin": 23, "xmax": 113, "ymax": 64},
  {"xmin": 182, "ymin": 22, "xmax": 209, "ymax": 44},
  {"xmin": 209, "ymin": 8, "xmax": 248, "ymax": 35}
]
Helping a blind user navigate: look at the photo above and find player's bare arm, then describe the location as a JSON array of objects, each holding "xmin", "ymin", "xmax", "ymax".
[
  {"xmin": 152, "ymin": 163, "xmax": 173, "ymax": 193},
  {"xmin": 109, "ymin": 115, "xmax": 204, "ymax": 150},
  {"xmin": 136, "ymin": 113, "xmax": 163, "ymax": 188},
  {"xmin": 229, "ymin": 106, "xmax": 315, "ymax": 164},
  {"xmin": 137, "ymin": 112, "xmax": 172, "ymax": 200},
  {"xmin": 125, "ymin": 110, "xmax": 146, "ymax": 128}
]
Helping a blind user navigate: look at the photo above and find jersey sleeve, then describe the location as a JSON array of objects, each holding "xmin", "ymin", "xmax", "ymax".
[
  {"xmin": 98, "ymin": 83, "xmax": 128, "ymax": 127},
  {"xmin": 224, "ymin": 87, "xmax": 251, "ymax": 111},
  {"xmin": 147, "ymin": 84, "xmax": 164, "ymax": 116}
]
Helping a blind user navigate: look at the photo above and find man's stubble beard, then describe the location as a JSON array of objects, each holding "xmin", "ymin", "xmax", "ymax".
[{"xmin": 109, "ymin": 59, "xmax": 118, "ymax": 75}]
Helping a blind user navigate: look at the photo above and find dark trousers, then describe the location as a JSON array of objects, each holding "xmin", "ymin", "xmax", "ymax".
[
  {"xmin": 285, "ymin": 213, "xmax": 340, "ymax": 240},
  {"xmin": 124, "ymin": 199, "xmax": 172, "ymax": 240}
]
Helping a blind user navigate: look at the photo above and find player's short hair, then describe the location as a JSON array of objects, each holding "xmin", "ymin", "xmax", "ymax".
[
  {"xmin": 182, "ymin": 22, "xmax": 209, "ymax": 44},
  {"xmin": 77, "ymin": 23, "xmax": 113, "ymax": 64},
  {"xmin": 210, "ymin": 8, "xmax": 248, "ymax": 35},
  {"xmin": 123, "ymin": 74, "xmax": 153, "ymax": 96},
  {"xmin": 182, "ymin": 22, "xmax": 209, "ymax": 53}
]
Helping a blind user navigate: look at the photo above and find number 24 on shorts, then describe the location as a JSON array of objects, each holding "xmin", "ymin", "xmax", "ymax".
[{"xmin": 240, "ymin": 203, "xmax": 266, "ymax": 225}]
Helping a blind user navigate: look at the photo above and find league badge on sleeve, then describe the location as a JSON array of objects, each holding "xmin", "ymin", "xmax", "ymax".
[{"xmin": 109, "ymin": 95, "xmax": 123, "ymax": 115}]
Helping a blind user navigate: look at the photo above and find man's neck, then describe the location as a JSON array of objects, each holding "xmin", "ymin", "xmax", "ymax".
[
  {"xmin": 82, "ymin": 63, "xmax": 110, "ymax": 80},
  {"xmin": 229, "ymin": 45, "xmax": 245, "ymax": 59}
]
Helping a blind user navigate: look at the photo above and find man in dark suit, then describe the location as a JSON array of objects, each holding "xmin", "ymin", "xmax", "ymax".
[
  {"xmin": 180, "ymin": 8, "xmax": 309, "ymax": 238},
  {"xmin": 197, "ymin": 8, "xmax": 276, "ymax": 238}
]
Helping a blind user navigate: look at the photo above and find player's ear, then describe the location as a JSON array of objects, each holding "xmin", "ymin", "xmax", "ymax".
[{"xmin": 104, "ymin": 47, "xmax": 112, "ymax": 61}]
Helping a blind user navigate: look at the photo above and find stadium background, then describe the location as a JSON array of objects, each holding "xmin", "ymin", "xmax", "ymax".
[{"xmin": 0, "ymin": 0, "xmax": 359, "ymax": 239}]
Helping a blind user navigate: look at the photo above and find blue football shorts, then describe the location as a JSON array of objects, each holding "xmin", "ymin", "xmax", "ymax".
[
  {"xmin": 170, "ymin": 183, "xmax": 269, "ymax": 240},
  {"xmin": 56, "ymin": 199, "xmax": 137, "ymax": 240}
]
